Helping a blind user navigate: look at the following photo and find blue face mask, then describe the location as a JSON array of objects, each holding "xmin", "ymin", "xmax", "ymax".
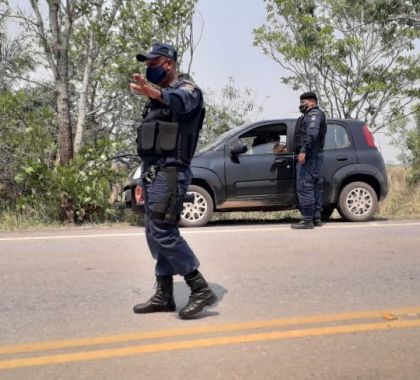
[{"xmin": 146, "ymin": 65, "xmax": 167, "ymax": 85}]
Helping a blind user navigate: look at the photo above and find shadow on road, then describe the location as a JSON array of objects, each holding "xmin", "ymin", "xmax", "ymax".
[{"xmin": 173, "ymin": 281, "xmax": 228, "ymax": 320}]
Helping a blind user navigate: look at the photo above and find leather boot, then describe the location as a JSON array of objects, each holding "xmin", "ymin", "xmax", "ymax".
[
  {"xmin": 179, "ymin": 271, "xmax": 217, "ymax": 319},
  {"xmin": 133, "ymin": 276, "xmax": 176, "ymax": 314},
  {"xmin": 291, "ymin": 220, "xmax": 314, "ymax": 229},
  {"xmin": 313, "ymin": 219, "xmax": 323, "ymax": 227}
]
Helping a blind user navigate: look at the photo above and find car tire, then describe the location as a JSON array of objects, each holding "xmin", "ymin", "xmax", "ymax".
[
  {"xmin": 179, "ymin": 185, "xmax": 214, "ymax": 227},
  {"xmin": 337, "ymin": 181, "xmax": 378, "ymax": 222},
  {"xmin": 321, "ymin": 205, "xmax": 335, "ymax": 221}
]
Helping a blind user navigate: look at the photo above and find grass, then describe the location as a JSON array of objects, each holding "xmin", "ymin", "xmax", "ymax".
[
  {"xmin": 0, "ymin": 212, "xmax": 54, "ymax": 232},
  {"xmin": 378, "ymin": 166, "xmax": 420, "ymax": 219}
]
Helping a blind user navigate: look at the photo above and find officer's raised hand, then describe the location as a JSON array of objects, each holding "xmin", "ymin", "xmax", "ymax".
[{"xmin": 130, "ymin": 73, "xmax": 161, "ymax": 100}]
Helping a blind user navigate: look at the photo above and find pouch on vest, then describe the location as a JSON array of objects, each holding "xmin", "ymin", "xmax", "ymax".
[
  {"xmin": 137, "ymin": 121, "xmax": 157, "ymax": 155},
  {"xmin": 156, "ymin": 121, "xmax": 179, "ymax": 154}
]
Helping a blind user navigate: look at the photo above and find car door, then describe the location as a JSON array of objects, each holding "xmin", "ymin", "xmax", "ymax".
[
  {"xmin": 224, "ymin": 123, "xmax": 296, "ymax": 206},
  {"xmin": 322, "ymin": 121, "xmax": 358, "ymax": 200}
]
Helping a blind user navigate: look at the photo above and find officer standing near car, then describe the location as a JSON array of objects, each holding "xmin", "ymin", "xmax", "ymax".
[
  {"xmin": 292, "ymin": 92, "xmax": 327, "ymax": 229},
  {"xmin": 129, "ymin": 43, "xmax": 217, "ymax": 318}
]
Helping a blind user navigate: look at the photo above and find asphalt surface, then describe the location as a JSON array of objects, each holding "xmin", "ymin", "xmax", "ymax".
[{"xmin": 0, "ymin": 220, "xmax": 420, "ymax": 379}]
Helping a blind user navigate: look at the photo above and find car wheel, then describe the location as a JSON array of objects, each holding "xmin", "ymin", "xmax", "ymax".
[
  {"xmin": 321, "ymin": 205, "xmax": 335, "ymax": 221},
  {"xmin": 179, "ymin": 185, "xmax": 213, "ymax": 227},
  {"xmin": 337, "ymin": 181, "xmax": 378, "ymax": 222}
]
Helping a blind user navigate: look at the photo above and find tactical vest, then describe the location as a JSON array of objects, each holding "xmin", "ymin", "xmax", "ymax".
[
  {"xmin": 136, "ymin": 81, "xmax": 205, "ymax": 165},
  {"xmin": 293, "ymin": 107, "xmax": 327, "ymax": 154}
]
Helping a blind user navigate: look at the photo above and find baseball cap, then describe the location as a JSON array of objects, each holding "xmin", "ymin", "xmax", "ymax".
[{"xmin": 136, "ymin": 43, "xmax": 178, "ymax": 62}]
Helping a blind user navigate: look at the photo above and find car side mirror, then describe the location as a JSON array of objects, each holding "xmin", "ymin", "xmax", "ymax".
[{"xmin": 229, "ymin": 141, "xmax": 248, "ymax": 156}]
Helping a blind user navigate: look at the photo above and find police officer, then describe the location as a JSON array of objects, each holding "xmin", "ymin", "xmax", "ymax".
[
  {"xmin": 292, "ymin": 92, "xmax": 327, "ymax": 229},
  {"xmin": 129, "ymin": 43, "xmax": 217, "ymax": 318}
]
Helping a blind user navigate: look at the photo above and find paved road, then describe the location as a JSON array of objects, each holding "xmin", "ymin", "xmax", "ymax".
[{"xmin": 0, "ymin": 220, "xmax": 420, "ymax": 379}]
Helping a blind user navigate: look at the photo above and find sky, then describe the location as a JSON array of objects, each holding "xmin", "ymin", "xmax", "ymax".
[{"xmin": 190, "ymin": 0, "xmax": 403, "ymax": 164}]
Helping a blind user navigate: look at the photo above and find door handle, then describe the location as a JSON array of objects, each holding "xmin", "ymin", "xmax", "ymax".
[
  {"xmin": 336, "ymin": 155, "xmax": 348, "ymax": 161},
  {"xmin": 274, "ymin": 158, "xmax": 287, "ymax": 165}
]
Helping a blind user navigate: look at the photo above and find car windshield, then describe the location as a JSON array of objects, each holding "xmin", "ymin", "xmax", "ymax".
[{"xmin": 197, "ymin": 124, "xmax": 245, "ymax": 153}]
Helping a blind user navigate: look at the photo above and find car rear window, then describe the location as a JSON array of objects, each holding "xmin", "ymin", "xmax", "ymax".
[{"xmin": 324, "ymin": 123, "xmax": 351, "ymax": 150}]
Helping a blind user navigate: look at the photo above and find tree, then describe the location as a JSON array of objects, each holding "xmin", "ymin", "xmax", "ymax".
[
  {"xmin": 24, "ymin": 0, "xmax": 77, "ymax": 165},
  {"xmin": 254, "ymin": 0, "xmax": 420, "ymax": 133},
  {"xmin": 406, "ymin": 105, "xmax": 420, "ymax": 184},
  {"xmin": 73, "ymin": 0, "xmax": 123, "ymax": 154}
]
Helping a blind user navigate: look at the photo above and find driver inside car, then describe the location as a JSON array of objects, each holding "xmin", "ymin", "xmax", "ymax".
[{"xmin": 251, "ymin": 132, "xmax": 286, "ymax": 154}]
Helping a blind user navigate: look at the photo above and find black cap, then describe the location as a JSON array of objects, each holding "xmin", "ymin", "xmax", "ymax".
[
  {"xmin": 300, "ymin": 92, "xmax": 318, "ymax": 101},
  {"xmin": 136, "ymin": 43, "xmax": 177, "ymax": 62}
]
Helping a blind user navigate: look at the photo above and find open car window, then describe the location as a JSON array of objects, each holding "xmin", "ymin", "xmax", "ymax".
[{"xmin": 238, "ymin": 124, "xmax": 288, "ymax": 155}]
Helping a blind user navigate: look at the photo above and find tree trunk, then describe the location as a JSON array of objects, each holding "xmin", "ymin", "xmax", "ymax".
[
  {"xmin": 73, "ymin": 0, "xmax": 122, "ymax": 154},
  {"xmin": 56, "ymin": 78, "xmax": 73, "ymax": 165},
  {"xmin": 30, "ymin": 0, "xmax": 74, "ymax": 165},
  {"xmin": 73, "ymin": 32, "xmax": 94, "ymax": 154}
]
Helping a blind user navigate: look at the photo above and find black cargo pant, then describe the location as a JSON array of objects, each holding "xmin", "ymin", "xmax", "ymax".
[
  {"xmin": 142, "ymin": 164, "xmax": 200, "ymax": 276},
  {"xmin": 296, "ymin": 153, "xmax": 324, "ymax": 222}
]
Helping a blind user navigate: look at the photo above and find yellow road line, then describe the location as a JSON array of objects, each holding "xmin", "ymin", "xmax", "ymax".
[
  {"xmin": 1, "ymin": 319, "xmax": 420, "ymax": 370},
  {"xmin": 1, "ymin": 306, "xmax": 419, "ymax": 355}
]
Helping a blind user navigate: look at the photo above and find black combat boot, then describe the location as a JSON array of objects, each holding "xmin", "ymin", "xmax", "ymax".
[
  {"xmin": 291, "ymin": 220, "xmax": 314, "ymax": 229},
  {"xmin": 179, "ymin": 271, "xmax": 217, "ymax": 319},
  {"xmin": 133, "ymin": 276, "xmax": 176, "ymax": 314},
  {"xmin": 313, "ymin": 219, "xmax": 323, "ymax": 227}
]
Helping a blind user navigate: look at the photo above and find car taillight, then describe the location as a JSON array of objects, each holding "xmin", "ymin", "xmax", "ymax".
[
  {"xmin": 362, "ymin": 124, "xmax": 376, "ymax": 148},
  {"xmin": 134, "ymin": 185, "xmax": 144, "ymax": 204}
]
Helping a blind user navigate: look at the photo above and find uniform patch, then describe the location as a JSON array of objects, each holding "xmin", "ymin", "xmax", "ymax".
[
  {"xmin": 311, "ymin": 115, "xmax": 317, "ymax": 121},
  {"xmin": 180, "ymin": 83, "xmax": 195, "ymax": 93},
  {"xmin": 310, "ymin": 122, "xmax": 316, "ymax": 128}
]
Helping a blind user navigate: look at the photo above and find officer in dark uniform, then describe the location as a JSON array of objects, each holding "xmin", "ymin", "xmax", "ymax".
[
  {"xmin": 129, "ymin": 43, "xmax": 217, "ymax": 318},
  {"xmin": 292, "ymin": 92, "xmax": 327, "ymax": 229}
]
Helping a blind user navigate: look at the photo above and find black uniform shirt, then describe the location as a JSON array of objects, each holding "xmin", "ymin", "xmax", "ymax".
[{"xmin": 294, "ymin": 107, "xmax": 326, "ymax": 155}]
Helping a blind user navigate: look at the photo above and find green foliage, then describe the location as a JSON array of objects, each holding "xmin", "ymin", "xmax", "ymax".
[
  {"xmin": 254, "ymin": 0, "xmax": 420, "ymax": 132},
  {"xmin": 390, "ymin": 104, "xmax": 420, "ymax": 184},
  {"xmin": 14, "ymin": 139, "xmax": 127, "ymax": 224},
  {"xmin": 0, "ymin": 89, "xmax": 56, "ymax": 210}
]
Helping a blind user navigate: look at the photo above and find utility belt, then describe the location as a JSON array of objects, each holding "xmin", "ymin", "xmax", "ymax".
[
  {"xmin": 143, "ymin": 165, "xmax": 189, "ymax": 225},
  {"xmin": 137, "ymin": 120, "xmax": 179, "ymax": 157}
]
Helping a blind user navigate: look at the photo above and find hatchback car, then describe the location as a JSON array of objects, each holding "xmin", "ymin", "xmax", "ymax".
[{"xmin": 123, "ymin": 118, "xmax": 389, "ymax": 227}]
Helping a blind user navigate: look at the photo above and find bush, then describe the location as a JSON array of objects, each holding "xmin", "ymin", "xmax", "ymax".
[{"xmin": 14, "ymin": 139, "xmax": 128, "ymax": 224}]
